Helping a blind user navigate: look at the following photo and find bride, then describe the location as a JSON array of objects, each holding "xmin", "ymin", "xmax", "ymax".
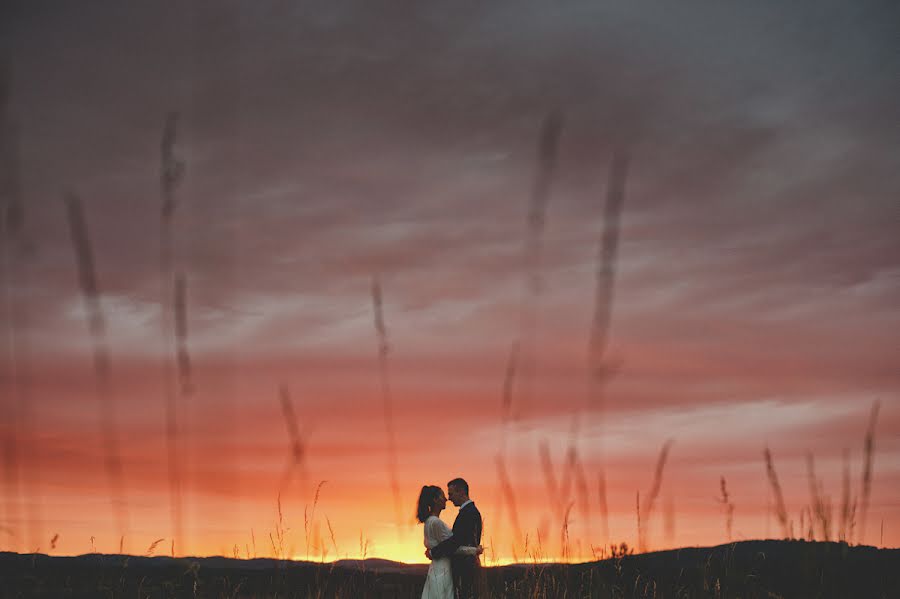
[{"xmin": 417, "ymin": 485, "xmax": 482, "ymax": 599}]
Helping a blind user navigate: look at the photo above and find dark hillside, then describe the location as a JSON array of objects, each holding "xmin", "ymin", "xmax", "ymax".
[{"xmin": 1, "ymin": 540, "xmax": 896, "ymax": 598}]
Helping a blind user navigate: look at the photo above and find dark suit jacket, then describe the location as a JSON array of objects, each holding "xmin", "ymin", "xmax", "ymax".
[{"xmin": 430, "ymin": 501, "xmax": 482, "ymax": 562}]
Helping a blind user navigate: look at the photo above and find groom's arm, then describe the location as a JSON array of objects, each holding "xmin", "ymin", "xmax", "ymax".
[
  {"xmin": 430, "ymin": 510, "xmax": 474, "ymax": 560},
  {"xmin": 429, "ymin": 533, "xmax": 462, "ymax": 560}
]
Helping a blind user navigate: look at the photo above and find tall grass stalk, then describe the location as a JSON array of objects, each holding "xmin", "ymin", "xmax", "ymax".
[
  {"xmin": 494, "ymin": 341, "xmax": 520, "ymax": 545},
  {"xmin": 560, "ymin": 502, "xmax": 573, "ymax": 562},
  {"xmin": 635, "ymin": 491, "xmax": 641, "ymax": 552},
  {"xmin": 160, "ymin": 111, "xmax": 186, "ymax": 556},
  {"xmin": 515, "ymin": 111, "xmax": 564, "ymax": 423},
  {"xmin": 763, "ymin": 447, "xmax": 790, "ymax": 538},
  {"xmin": 806, "ymin": 454, "xmax": 832, "ymax": 541},
  {"xmin": 326, "ymin": 516, "xmax": 338, "ymax": 559},
  {"xmin": 598, "ymin": 470, "xmax": 610, "ymax": 542},
  {"xmin": 64, "ymin": 192, "xmax": 129, "ymax": 551},
  {"xmin": 496, "ymin": 112, "xmax": 564, "ymax": 564},
  {"xmin": 358, "ymin": 531, "xmax": 369, "ymax": 563},
  {"xmin": 538, "ymin": 441, "xmax": 562, "ymax": 520},
  {"xmin": 0, "ymin": 53, "xmax": 44, "ymax": 553},
  {"xmin": 639, "ymin": 440, "xmax": 673, "ymax": 552},
  {"xmin": 541, "ymin": 443, "xmax": 590, "ymax": 560},
  {"xmin": 572, "ymin": 451, "xmax": 591, "ymax": 551},
  {"xmin": 271, "ymin": 493, "xmax": 286, "ymax": 562},
  {"xmin": 524, "ymin": 110, "xmax": 563, "ymax": 299},
  {"xmin": 0, "ymin": 53, "xmax": 24, "ymax": 553},
  {"xmin": 719, "ymin": 477, "xmax": 735, "ymax": 541},
  {"xmin": 588, "ymin": 150, "xmax": 629, "ymax": 393},
  {"xmin": 174, "ymin": 274, "xmax": 193, "ymax": 396},
  {"xmin": 858, "ymin": 400, "xmax": 880, "ymax": 544},
  {"xmin": 304, "ymin": 480, "xmax": 327, "ymax": 560},
  {"xmin": 585, "ymin": 151, "xmax": 630, "ymax": 551},
  {"xmin": 556, "ymin": 446, "xmax": 591, "ymax": 556},
  {"xmin": 145, "ymin": 538, "xmax": 165, "ymax": 557},
  {"xmin": 558, "ymin": 448, "xmax": 575, "ymax": 518},
  {"xmin": 839, "ymin": 448, "xmax": 856, "ymax": 543},
  {"xmin": 499, "ymin": 341, "xmax": 519, "ymax": 447},
  {"xmin": 8, "ymin": 111, "xmax": 41, "ymax": 559},
  {"xmin": 370, "ymin": 276, "xmax": 402, "ymax": 531},
  {"xmin": 277, "ymin": 384, "xmax": 308, "ymax": 496}
]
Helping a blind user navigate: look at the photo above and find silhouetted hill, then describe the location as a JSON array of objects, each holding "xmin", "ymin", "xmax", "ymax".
[{"xmin": 1, "ymin": 540, "xmax": 896, "ymax": 598}]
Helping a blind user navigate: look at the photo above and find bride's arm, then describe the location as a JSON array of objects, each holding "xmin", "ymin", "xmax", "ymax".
[
  {"xmin": 453, "ymin": 545, "xmax": 483, "ymax": 556},
  {"xmin": 429, "ymin": 518, "xmax": 461, "ymax": 560}
]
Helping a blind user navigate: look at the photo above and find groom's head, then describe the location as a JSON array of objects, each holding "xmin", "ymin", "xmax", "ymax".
[{"xmin": 447, "ymin": 477, "xmax": 469, "ymax": 507}]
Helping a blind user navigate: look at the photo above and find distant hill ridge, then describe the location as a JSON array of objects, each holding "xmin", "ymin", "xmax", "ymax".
[
  {"xmin": 1, "ymin": 540, "xmax": 897, "ymax": 598},
  {"xmin": 2, "ymin": 539, "xmax": 895, "ymax": 571}
]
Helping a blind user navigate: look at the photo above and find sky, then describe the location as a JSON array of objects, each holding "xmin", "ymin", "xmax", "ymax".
[{"xmin": 1, "ymin": 0, "xmax": 898, "ymax": 563}]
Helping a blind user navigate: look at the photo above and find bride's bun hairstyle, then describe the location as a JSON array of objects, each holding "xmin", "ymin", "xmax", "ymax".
[{"xmin": 416, "ymin": 485, "xmax": 442, "ymax": 523}]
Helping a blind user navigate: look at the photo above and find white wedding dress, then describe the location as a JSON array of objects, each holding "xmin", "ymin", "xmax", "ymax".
[{"xmin": 421, "ymin": 515, "xmax": 479, "ymax": 599}]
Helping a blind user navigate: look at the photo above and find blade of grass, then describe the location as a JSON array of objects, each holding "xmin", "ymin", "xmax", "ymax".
[
  {"xmin": 806, "ymin": 453, "xmax": 832, "ymax": 541},
  {"xmin": 0, "ymin": 53, "xmax": 24, "ymax": 553},
  {"xmin": 159, "ymin": 111, "xmax": 186, "ymax": 556},
  {"xmin": 371, "ymin": 276, "xmax": 401, "ymax": 532},
  {"xmin": 65, "ymin": 192, "xmax": 130, "ymax": 552},
  {"xmin": 516, "ymin": 111, "xmax": 564, "ymax": 421},
  {"xmin": 277, "ymin": 384, "xmax": 308, "ymax": 496},
  {"xmin": 763, "ymin": 447, "xmax": 790, "ymax": 538},
  {"xmin": 639, "ymin": 439, "xmax": 673, "ymax": 552},
  {"xmin": 859, "ymin": 400, "xmax": 880, "ymax": 544}
]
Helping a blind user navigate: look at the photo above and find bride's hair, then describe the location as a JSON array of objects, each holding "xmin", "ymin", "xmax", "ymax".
[{"xmin": 416, "ymin": 485, "xmax": 442, "ymax": 523}]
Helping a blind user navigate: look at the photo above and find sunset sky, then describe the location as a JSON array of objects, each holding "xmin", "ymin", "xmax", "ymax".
[{"xmin": 1, "ymin": 0, "xmax": 898, "ymax": 563}]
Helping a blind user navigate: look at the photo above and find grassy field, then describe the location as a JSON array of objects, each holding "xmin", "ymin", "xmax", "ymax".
[{"xmin": 1, "ymin": 540, "xmax": 896, "ymax": 598}]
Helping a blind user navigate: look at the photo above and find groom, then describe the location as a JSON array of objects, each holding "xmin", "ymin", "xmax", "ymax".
[{"xmin": 426, "ymin": 477, "xmax": 483, "ymax": 599}]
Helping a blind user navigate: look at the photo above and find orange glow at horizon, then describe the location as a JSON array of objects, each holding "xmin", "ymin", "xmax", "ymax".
[{"xmin": 4, "ymin": 381, "xmax": 898, "ymax": 563}]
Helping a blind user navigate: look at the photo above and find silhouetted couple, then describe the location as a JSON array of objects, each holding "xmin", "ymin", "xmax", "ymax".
[{"xmin": 416, "ymin": 478, "xmax": 483, "ymax": 599}]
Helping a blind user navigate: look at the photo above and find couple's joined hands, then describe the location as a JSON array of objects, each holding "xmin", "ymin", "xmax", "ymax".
[{"xmin": 424, "ymin": 545, "xmax": 484, "ymax": 560}]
